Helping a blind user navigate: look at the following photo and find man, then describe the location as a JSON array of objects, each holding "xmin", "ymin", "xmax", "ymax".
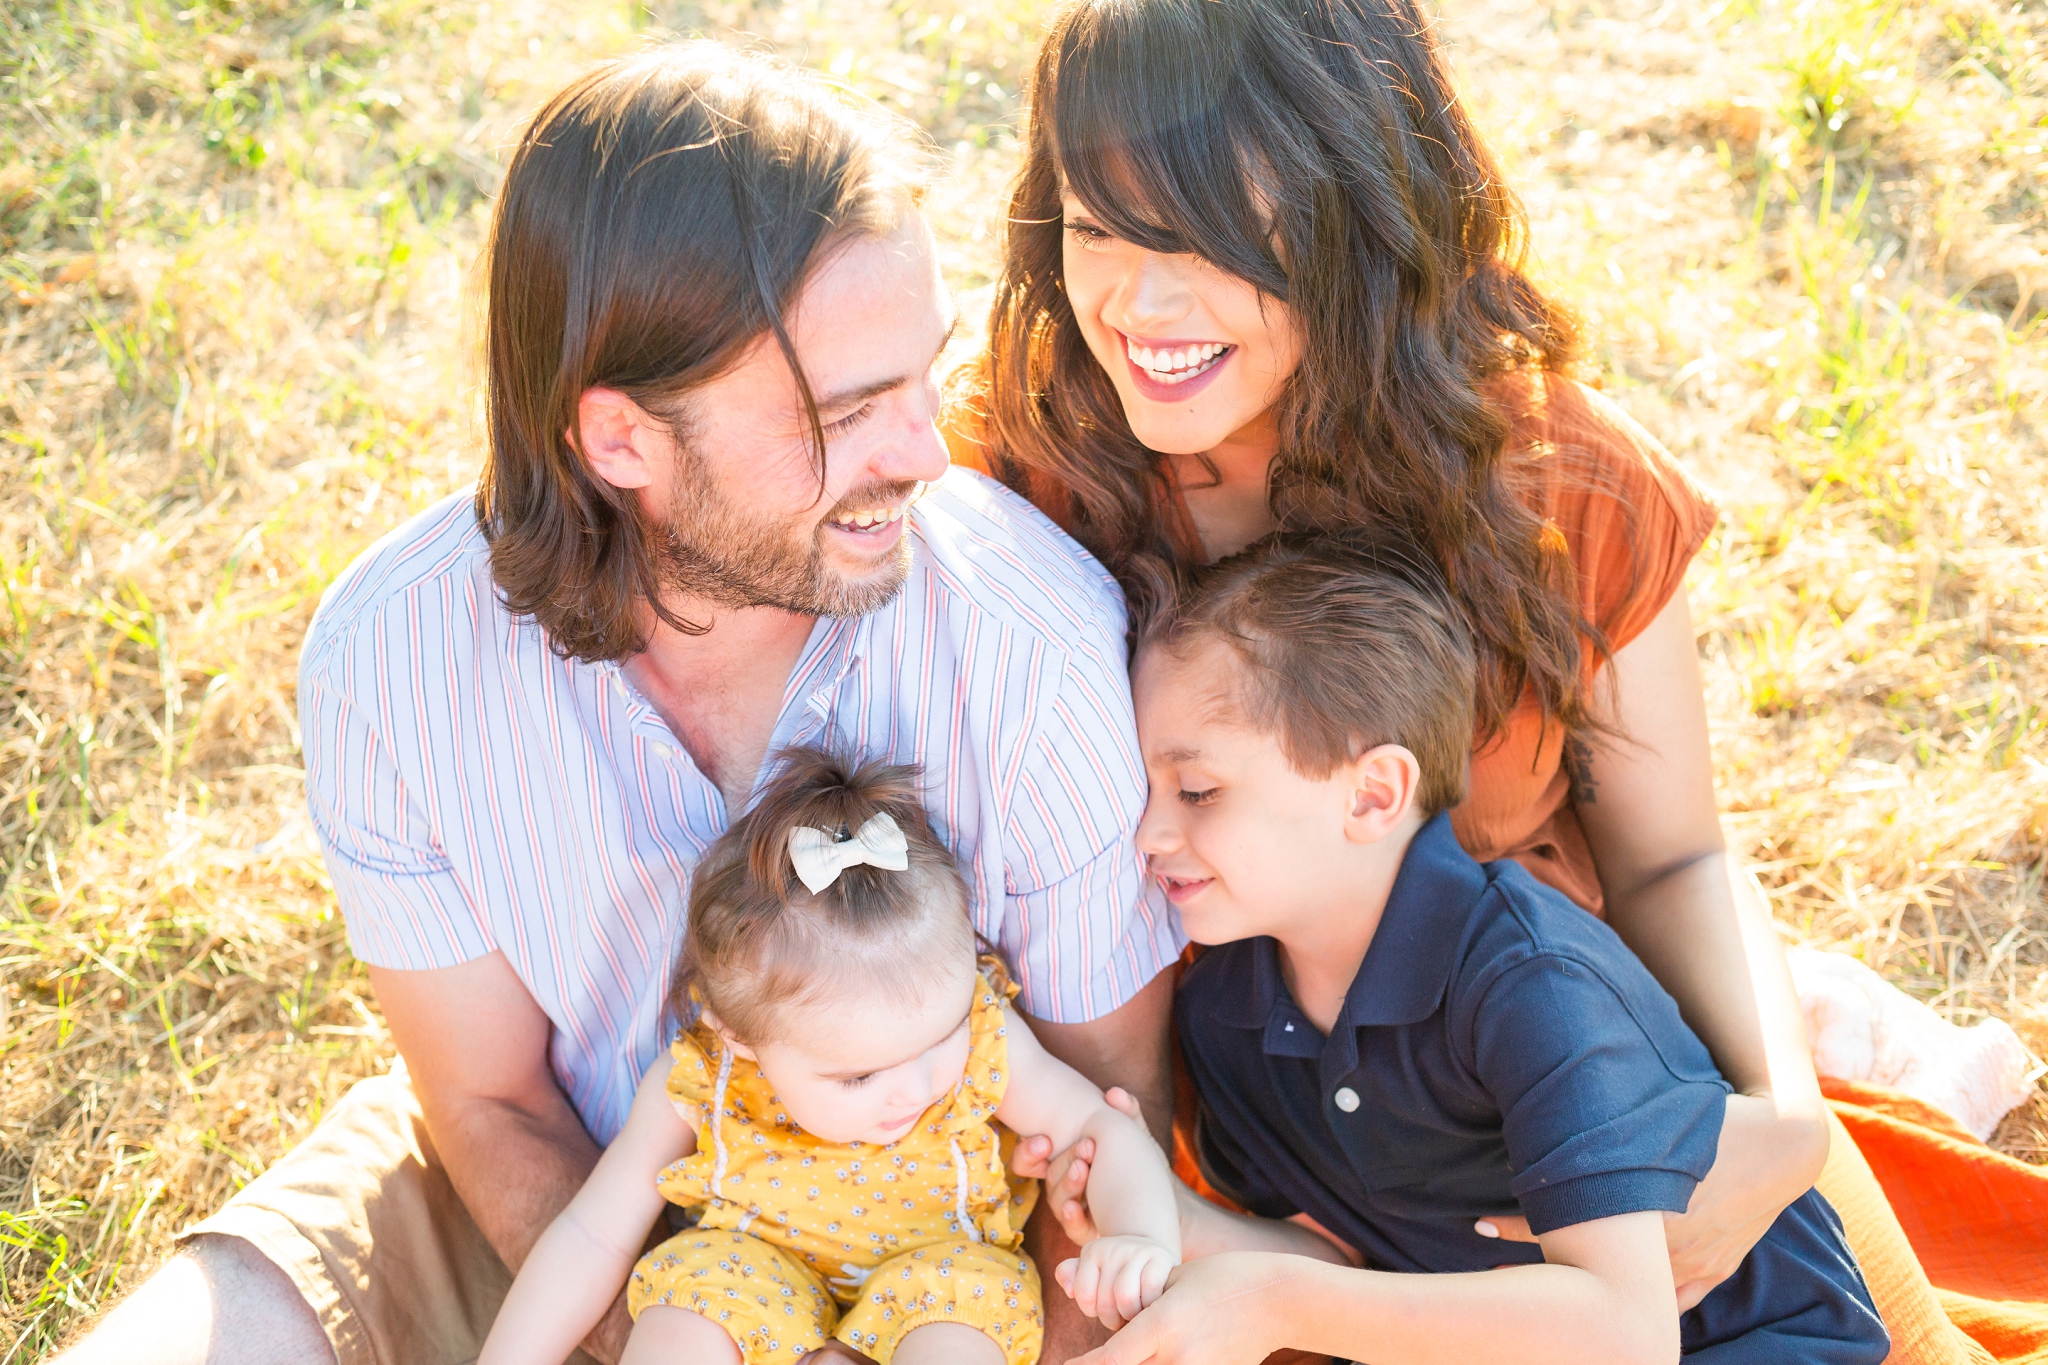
[{"xmin": 58, "ymin": 44, "xmax": 1178, "ymax": 1365}]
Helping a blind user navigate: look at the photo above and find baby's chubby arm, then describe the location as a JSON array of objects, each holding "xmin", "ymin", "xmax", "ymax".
[
  {"xmin": 1037, "ymin": 1086, "xmax": 1356, "ymax": 1268},
  {"xmin": 995, "ymin": 1003, "xmax": 1181, "ymax": 1331},
  {"xmin": 477, "ymin": 1059, "xmax": 697, "ymax": 1365}
]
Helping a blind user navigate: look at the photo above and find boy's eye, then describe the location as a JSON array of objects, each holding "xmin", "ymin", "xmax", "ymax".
[
  {"xmin": 823, "ymin": 402, "xmax": 876, "ymax": 437},
  {"xmin": 1178, "ymin": 787, "xmax": 1219, "ymax": 806}
]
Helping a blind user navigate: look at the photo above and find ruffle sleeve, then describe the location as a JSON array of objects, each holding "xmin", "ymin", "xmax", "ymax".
[
  {"xmin": 940, "ymin": 958, "xmax": 1020, "ymax": 1135},
  {"xmin": 664, "ymin": 1028, "xmax": 718, "ymax": 1117}
]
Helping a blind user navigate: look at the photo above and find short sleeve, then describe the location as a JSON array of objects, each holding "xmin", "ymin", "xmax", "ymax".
[
  {"xmin": 1493, "ymin": 373, "xmax": 1720, "ymax": 657},
  {"xmin": 996, "ymin": 662, "xmax": 1186, "ymax": 1024},
  {"xmin": 299, "ymin": 659, "xmax": 491, "ymax": 971},
  {"xmin": 1463, "ymin": 948, "xmax": 1730, "ymax": 1235}
]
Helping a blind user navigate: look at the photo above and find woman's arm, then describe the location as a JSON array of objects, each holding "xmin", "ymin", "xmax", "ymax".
[
  {"xmin": 1073, "ymin": 1212, "xmax": 1678, "ymax": 1365},
  {"xmin": 1573, "ymin": 590, "xmax": 1830, "ymax": 1301},
  {"xmin": 477, "ymin": 1059, "xmax": 696, "ymax": 1365}
]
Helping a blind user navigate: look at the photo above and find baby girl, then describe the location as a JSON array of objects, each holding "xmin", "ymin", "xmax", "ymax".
[{"xmin": 478, "ymin": 747, "xmax": 1180, "ymax": 1365}]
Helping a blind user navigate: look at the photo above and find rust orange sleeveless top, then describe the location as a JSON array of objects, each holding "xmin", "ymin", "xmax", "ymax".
[{"xmin": 945, "ymin": 370, "xmax": 1718, "ymax": 916}]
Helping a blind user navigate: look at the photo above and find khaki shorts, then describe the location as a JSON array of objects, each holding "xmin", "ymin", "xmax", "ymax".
[{"xmin": 182, "ymin": 1066, "xmax": 597, "ymax": 1365}]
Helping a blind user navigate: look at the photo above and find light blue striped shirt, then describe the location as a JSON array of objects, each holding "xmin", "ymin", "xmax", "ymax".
[{"xmin": 300, "ymin": 468, "xmax": 1183, "ymax": 1142}]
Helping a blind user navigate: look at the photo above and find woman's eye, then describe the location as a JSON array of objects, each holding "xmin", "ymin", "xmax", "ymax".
[
  {"xmin": 824, "ymin": 402, "xmax": 876, "ymax": 437},
  {"xmin": 1064, "ymin": 219, "xmax": 1112, "ymax": 247},
  {"xmin": 1178, "ymin": 787, "xmax": 1219, "ymax": 806}
]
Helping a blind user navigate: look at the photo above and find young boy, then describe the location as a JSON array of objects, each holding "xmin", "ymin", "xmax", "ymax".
[{"xmin": 1101, "ymin": 534, "xmax": 1887, "ymax": 1364}]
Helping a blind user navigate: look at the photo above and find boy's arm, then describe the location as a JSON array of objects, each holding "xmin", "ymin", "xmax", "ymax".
[
  {"xmin": 477, "ymin": 1059, "xmax": 696, "ymax": 1365},
  {"xmin": 1180, "ymin": 1193, "xmax": 1358, "ymax": 1265},
  {"xmin": 1072, "ymin": 1209, "xmax": 1678, "ymax": 1365}
]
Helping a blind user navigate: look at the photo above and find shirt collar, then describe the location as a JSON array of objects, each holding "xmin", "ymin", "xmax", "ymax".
[
  {"xmin": 781, "ymin": 613, "xmax": 866, "ymax": 723},
  {"xmin": 1339, "ymin": 810, "xmax": 1487, "ymax": 1028}
]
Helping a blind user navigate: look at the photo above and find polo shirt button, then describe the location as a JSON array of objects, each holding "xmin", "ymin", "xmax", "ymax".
[{"xmin": 1333, "ymin": 1087, "xmax": 1360, "ymax": 1113}]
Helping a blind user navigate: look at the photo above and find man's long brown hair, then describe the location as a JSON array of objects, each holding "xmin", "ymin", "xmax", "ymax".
[
  {"xmin": 972, "ymin": 0, "xmax": 1600, "ymax": 738},
  {"xmin": 478, "ymin": 44, "xmax": 923, "ymax": 662}
]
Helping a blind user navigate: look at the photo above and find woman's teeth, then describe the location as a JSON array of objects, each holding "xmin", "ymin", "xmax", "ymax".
[
  {"xmin": 1127, "ymin": 339, "xmax": 1232, "ymax": 384},
  {"xmin": 831, "ymin": 506, "xmax": 906, "ymax": 530}
]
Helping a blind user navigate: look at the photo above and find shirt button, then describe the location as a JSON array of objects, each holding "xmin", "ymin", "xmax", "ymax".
[{"xmin": 1333, "ymin": 1087, "xmax": 1360, "ymax": 1113}]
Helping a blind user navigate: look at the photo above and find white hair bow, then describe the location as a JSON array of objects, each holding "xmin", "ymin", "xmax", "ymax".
[{"xmin": 787, "ymin": 813, "xmax": 910, "ymax": 893}]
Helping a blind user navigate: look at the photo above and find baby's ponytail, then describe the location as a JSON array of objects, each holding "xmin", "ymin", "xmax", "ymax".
[{"xmin": 671, "ymin": 747, "xmax": 973, "ymax": 1044}]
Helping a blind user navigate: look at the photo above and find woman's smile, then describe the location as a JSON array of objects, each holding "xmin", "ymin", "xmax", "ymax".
[{"xmin": 1121, "ymin": 331, "xmax": 1237, "ymax": 400}]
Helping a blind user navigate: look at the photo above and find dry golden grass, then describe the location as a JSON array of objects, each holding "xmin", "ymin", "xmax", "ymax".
[{"xmin": 2, "ymin": 0, "xmax": 2043, "ymax": 1356}]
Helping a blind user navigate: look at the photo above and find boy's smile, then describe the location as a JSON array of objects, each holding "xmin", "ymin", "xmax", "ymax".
[
  {"xmin": 1132, "ymin": 630, "xmax": 1433, "ymax": 1039},
  {"xmin": 1154, "ymin": 871, "xmax": 1216, "ymax": 906},
  {"xmin": 1132, "ymin": 638, "xmax": 1378, "ymax": 946}
]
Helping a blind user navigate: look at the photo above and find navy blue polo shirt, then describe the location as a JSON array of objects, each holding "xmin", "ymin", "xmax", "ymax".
[{"xmin": 1178, "ymin": 812, "xmax": 1887, "ymax": 1362}]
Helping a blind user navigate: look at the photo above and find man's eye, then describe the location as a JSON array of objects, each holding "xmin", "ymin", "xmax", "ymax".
[
  {"xmin": 824, "ymin": 402, "xmax": 876, "ymax": 437},
  {"xmin": 1065, "ymin": 219, "xmax": 1113, "ymax": 246},
  {"xmin": 1179, "ymin": 787, "xmax": 1219, "ymax": 806}
]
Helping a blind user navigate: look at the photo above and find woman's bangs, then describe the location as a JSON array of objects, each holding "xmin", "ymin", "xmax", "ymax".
[{"xmin": 1048, "ymin": 1, "xmax": 1284, "ymax": 291}]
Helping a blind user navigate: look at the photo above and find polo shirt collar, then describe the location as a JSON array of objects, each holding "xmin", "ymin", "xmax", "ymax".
[{"xmin": 1339, "ymin": 810, "xmax": 1487, "ymax": 1028}]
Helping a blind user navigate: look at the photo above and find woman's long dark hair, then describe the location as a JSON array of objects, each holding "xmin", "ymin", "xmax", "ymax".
[{"xmin": 972, "ymin": 0, "xmax": 1599, "ymax": 738}]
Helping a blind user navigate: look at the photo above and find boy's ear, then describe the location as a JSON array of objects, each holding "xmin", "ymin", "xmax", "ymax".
[
  {"xmin": 574, "ymin": 387, "xmax": 664, "ymax": 492},
  {"xmin": 1341, "ymin": 743, "xmax": 1422, "ymax": 845},
  {"xmin": 697, "ymin": 1008, "xmax": 758, "ymax": 1061}
]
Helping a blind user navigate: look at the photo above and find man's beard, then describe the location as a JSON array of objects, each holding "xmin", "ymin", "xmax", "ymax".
[{"xmin": 656, "ymin": 448, "xmax": 917, "ymax": 618}]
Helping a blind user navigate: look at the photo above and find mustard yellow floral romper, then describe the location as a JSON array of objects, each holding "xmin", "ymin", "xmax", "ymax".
[{"xmin": 627, "ymin": 963, "xmax": 1043, "ymax": 1365}]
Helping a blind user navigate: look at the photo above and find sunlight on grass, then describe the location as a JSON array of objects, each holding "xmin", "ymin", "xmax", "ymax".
[{"xmin": 5, "ymin": 0, "xmax": 2047, "ymax": 1351}]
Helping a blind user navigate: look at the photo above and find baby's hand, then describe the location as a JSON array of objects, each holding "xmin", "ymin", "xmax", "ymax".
[{"xmin": 1054, "ymin": 1233, "xmax": 1179, "ymax": 1331}]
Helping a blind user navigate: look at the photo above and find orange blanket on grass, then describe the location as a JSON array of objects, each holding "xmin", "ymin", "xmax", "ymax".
[
  {"xmin": 1820, "ymin": 1077, "xmax": 2048, "ymax": 1365},
  {"xmin": 1171, "ymin": 1074, "xmax": 2048, "ymax": 1363}
]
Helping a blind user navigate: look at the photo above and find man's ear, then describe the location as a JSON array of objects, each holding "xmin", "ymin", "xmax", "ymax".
[
  {"xmin": 574, "ymin": 387, "xmax": 662, "ymax": 491},
  {"xmin": 695, "ymin": 1007, "xmax": 758, "ymax": 1061},
  {"xmin": 1341, "ymin": 743, "xmax": 1422, "ymax": 846}
]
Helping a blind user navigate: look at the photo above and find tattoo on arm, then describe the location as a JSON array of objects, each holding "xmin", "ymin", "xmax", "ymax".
[{"xmin": 1564, "ymin": 733, "xmax": 1599, "ymax": 805}]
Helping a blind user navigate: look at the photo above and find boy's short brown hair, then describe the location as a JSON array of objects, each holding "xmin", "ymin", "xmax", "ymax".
[{"xmin": 1132, "ymin": 532, "xmax": 1478, "ymax": 815}]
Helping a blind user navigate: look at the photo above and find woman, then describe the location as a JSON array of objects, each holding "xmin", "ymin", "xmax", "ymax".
[{"xmin": 953, "ymin": 0, "xmax": 1956, "ymax": 1359}]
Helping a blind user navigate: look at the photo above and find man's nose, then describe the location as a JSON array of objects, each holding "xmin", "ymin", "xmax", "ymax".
[{"xmin": 872, "ymin": 382, "xmax": 950, "ymax": 487}]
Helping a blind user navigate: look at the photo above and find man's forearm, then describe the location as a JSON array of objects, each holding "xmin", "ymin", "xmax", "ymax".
[
  {"xmin": 425, "ymin": 1089, "xmax": 633, "ymax": 1362},
  {"xmin": 433, "ymin": 1091, "xmax": 602, "ymax": 1268},
  {"xmin": 1023, "ymin": 965, "xmax": 1176, "ymax": 1146}
]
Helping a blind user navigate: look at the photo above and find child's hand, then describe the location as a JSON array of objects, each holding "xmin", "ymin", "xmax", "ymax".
[
  {"xmin": 1009, "ymin": 1086, "xmax": 1154, "ymax": 1248},
  {"xmin": 1054, "ymin": 1233, "xmax": 1179, "ymax": 1331}
]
